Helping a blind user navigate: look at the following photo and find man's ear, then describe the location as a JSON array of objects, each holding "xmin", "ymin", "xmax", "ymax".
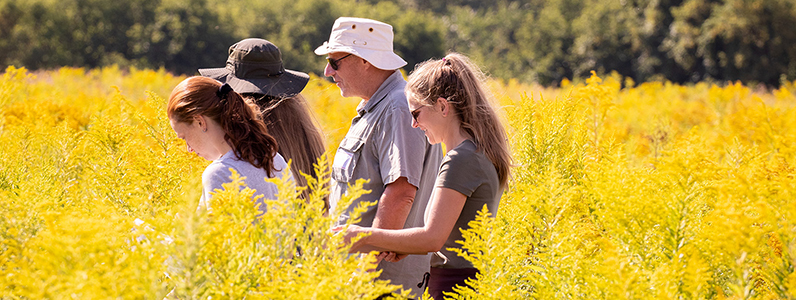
[{"xmin": 362, "ymin": 57, "xmax": 375, "ymax": 70}]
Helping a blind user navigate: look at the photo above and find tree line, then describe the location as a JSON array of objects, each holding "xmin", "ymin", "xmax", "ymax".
[{"xmin": 1, "ymin": 0, "xmax": 795, "ymax": 86}]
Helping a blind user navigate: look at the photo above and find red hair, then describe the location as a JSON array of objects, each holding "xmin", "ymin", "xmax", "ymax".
[{"xmin": 168, "ymin": 76, "xmax": 279, "ymax": 176}]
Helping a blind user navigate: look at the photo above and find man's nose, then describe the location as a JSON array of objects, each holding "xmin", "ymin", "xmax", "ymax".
[{"xmin": 324, "ymin": 63, "xmax": 335, "ymax": 77}]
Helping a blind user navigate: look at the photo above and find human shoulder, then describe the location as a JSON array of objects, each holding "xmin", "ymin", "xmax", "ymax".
[
  {"xmin": 437, "ymin": 140, "xmax": 488, "ymax": 197},
  {"xmin": 380, "ymin": 71, "xmax": 408, "ymax": 106},
  {"xmin": 441, "ymin": 141, "xmax": 487, "ymax": 178},
  {"xmin": 273, "ymin": 152, "xmax": 288, "ymax": 174},
  {"xmin": 378, "ymin": 86, "xmax": 408, "ymax": 114},
  {"xmin": 202, "ymin": 159, "xmax": 236, "ymax": 182},
  {"xmin": 445, "ymin": 140, "xmax": 479, "ymax": 162},
  {"xmin": 370, "ymin": 87, "xmax": 412, "ymax": 133}
]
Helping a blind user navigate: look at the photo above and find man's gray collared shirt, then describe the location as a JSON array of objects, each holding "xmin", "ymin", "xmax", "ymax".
[
  {"xmin": 329, "ymin": 70, "xmax": 441, "ymax": 229},
  {"xmin": 329, "ymin": 70, "xmax": 443, "ymax": 297}
]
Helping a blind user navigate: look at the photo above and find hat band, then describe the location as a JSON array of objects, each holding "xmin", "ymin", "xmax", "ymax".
[
  {"xmin": 331, "ymin": 34, "xmax": 393, "ymax": 51},
  {"xmin": 226, "ymin": 61, "xmax": 284, "ymax": 78}
]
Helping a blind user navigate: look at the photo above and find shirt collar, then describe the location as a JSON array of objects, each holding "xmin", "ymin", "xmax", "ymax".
[
  {"xmin": 216, "ymin": 149, "xmax": 235, "ymax": 162},
  {"xmin": 356, "ymin": 70, "xmax": 405, "ymax": 115}
]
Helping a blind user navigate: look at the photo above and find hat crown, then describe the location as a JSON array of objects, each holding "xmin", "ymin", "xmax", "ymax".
[
  {"xmin": 226, "ymin": 38, "xmax": 285, "ymax": 78},
  {"xmin": 330, "ymin": 17, "xmax": 394, "ymax": 51},
  {"xmin": 314, "ymin": 17, "xmax": 407, "ymax": 70},
  {"xmin": 199, "ymin": 38, "xmax": 310, "ymax": 97}
]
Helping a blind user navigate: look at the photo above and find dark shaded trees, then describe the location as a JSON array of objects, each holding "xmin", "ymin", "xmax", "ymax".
[
  {"xmin": 0, "ymin": 0, "xmax": 232, "ymax": 74},
  {"xmin": 1, "ymin": 0, "xmax": 795, "ymax": 86}
]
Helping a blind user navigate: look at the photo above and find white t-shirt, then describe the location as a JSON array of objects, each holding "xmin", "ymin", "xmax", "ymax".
[{"xmin": 199, "ymin": 150, "xmax": 291, "ymax": 215}]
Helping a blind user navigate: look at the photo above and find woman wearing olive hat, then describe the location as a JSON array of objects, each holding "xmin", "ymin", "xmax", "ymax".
[{"xmin": 199, "ymin": 38, "xmax": 326, "ymax": 206}]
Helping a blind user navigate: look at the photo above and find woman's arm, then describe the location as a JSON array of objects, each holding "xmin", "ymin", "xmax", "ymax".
[{"xmin": 345, "ymin": 187, "xmax": 467, "ymax": 254}]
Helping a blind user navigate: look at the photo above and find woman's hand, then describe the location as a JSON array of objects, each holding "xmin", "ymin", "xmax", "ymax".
[
  {"xmin": 344, "ymin": 224, "xmax": 365, "ymax": 246},
  {"xmin": 332, "ymin": 224, "xmax": 370, "ymax": 252},
  {"xmin": 378, "ymin": 251, "xmax": 408, "ymax": 262}
]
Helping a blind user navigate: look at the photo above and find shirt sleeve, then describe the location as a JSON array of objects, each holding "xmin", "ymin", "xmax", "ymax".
[
  {"xmin": 267, "ymin": 153, "xmax": 292, "ymax": 201},
  {"xmin": 435, "ymin": 149, "xmax": 485, "ymax": 197},
  {"xmin": 199, "ymin": 162, "xmax": 236, "ymax": 209},
  {"xmin": 374, "ymin": 101, "xmax": 428, "ymax": 188}
]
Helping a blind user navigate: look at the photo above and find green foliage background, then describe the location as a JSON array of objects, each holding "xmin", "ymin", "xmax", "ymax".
[{"xmin": 2, "ymin": 0, "xmax": 796, "ymax": 86}]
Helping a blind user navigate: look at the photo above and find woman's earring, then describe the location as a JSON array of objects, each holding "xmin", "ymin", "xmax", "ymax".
[{"xmin": 203, "ymin": 128, "xmax": 207, "ymax": 132}]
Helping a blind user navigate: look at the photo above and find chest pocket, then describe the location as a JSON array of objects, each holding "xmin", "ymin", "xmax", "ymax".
[{"xmin": 331, "ymin": 136, "xmax": 365, "ymax": 183}]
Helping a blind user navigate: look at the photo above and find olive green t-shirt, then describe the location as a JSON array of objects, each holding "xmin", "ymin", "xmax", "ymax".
[{"xmin": 430, "ymin": 139, "xmax": 502, "ymax": 269}]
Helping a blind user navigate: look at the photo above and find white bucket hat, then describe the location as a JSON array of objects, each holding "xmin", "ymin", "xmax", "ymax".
[{"xmin": 314, "ymin": 17, "xmax": 407, "ymax": 70}]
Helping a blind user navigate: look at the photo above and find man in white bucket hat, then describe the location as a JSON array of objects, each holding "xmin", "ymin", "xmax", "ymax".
[{"xmin": 316, "ymin": 17, "xmax": 442, "ymax": 297}]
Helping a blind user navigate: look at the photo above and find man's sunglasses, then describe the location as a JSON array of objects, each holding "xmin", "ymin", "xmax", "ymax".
[{"xmin": 327, "ymin": 53, "xmax": 354, "ymax": 70}]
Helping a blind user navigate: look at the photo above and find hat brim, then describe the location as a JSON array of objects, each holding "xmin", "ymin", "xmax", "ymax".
[
  {"xmin": 198, "ymin": 67, "xmax": 310, "ymax": 98},
  {"xmin": 314, "ymin": 42, "xmax": 407, "ymax": 70}
]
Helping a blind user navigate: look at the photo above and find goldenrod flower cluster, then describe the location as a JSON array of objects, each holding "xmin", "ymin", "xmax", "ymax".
[
  {"xmin": 1, "ymin": 66, "xmax": 795, "ymax": 299},
  {"xmin": 0, "ymin": 66, "xmax": 396, "ymax": 299}
]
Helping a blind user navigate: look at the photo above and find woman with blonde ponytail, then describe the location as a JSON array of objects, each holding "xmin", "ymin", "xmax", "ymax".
[
  {"xmin": 343, "ymin": 53, "xmax": 511, "ymax": 298},
  {"xmin": 167, "ymin": 76, "xmax": 292, "ymax": 214}
]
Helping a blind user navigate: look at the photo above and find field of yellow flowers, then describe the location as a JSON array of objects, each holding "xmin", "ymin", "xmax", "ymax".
[{"xmin": 1, "ymin": 65, "xmax": 795, "ymax": 299}]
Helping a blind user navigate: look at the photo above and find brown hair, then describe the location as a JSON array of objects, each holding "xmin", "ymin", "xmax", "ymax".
[
  {"xmin": 244, "ymin": 93, "xmax": 327, "ymax": 204},
  {"xmin": 168, "ymin": 76, "xmax": 279, "ymax": 177},
  {"xmin": 406, "ymin": 53, "xmax": 512, "ymax": 188}
]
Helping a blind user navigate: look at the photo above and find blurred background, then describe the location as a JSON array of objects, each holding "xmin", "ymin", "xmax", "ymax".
[{"xmin": 1, "ymin": 0, "xmax": 795, "ymax": 87}]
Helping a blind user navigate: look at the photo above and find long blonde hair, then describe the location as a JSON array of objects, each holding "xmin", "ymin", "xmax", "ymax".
[
  {"xmin": 244, "ymin": 93, "xmax": 326, "ymax": 205},
  {"xmin": 406, "ymin": 53, "xmax": 511, "ymax": 188}
]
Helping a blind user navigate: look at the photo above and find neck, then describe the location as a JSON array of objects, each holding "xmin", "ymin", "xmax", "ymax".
[
  {"xmin": 207, "ymin": 126, "xmax": 233, "ymax": 160},
  {"xmin": 442, "ymin": 120, "xmax": 471, "ymax": 150},
  {"xmin": 215, "ymin": 142, "xmax": 233, "ymax": 160},
  {"xmin": 361, "ymin": 69, "xmax": 395, "ymax": 101}
]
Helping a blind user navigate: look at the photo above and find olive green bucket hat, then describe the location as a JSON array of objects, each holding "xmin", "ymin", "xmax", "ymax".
[{"xmin": 199, "ymin": 38, "xmax": 309, "ymax": 97}]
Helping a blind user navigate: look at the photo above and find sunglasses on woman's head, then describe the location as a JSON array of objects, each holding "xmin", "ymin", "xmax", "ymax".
[{"xmin": 327, "ymin": 53, "xmax": 354, "ymax": 71}]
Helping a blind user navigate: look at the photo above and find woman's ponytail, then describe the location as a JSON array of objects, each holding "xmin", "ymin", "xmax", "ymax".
[
  {"xmin": 406, "ymin": 53, "xmax": 512, "ymax": 188},
  {"xmin": 168, "ymin": 76, "xmax": 279, "ymax": 176}
]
